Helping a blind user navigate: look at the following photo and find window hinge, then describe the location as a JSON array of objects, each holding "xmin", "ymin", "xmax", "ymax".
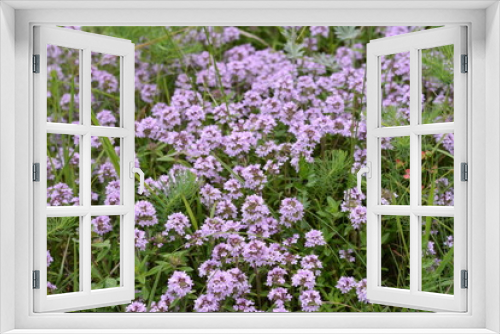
[
  {"xmin": 461, "ymin": 54, "xmax": 468, "ymax": 73},
  {"xmin": 33, "ymin": 270, "xmax": 40, "ymax": 289},
  {"xmin": 461, "ymin": 162, "xmax": 468, "ymax": 181},
  {"xmin": 33, "ymin": 54, "xmax": 40, "ymax": 73},
  {"xmin": 33, "ymin": 163, "xmax": 40, "ymax": 182},
  {"xmin": 461, "ymin": 270, "xmax": 468, "ymax": 289}
]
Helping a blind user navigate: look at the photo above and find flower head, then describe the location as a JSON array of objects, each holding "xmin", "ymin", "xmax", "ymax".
[
  {"xmin": 304, "ymin": 230, "xmax": 326, "ymax": 247},
  {"xmin": 299, "ymin": 289, "xmax": 322, "ymax": 312},
  {"xmin": 336, "ymin": 276, "xmax": 357, "ymax": 294},
  {"xmin": 91, "ymin": 215, "xmax": 113, "ymax": 235},
  {"xmin": 164, "ymin": 212, "xmax": 190, "ymax": 236},
  {"xmin": 167, "ymin": 271, "xmax": 193, "ymax": 298}
]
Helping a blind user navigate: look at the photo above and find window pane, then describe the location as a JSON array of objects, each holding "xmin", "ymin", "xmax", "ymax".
[
  {"xmin": 91, "ymin": 215, "xmax": 121, "ymax": 290},
  {"xmin": 421, "ymin": 216, "xmax": 454, "ymax": 294},
  {"xmin": 47, "ymin": 45, "xmax": 80, "ymax": 124},
  {"xmin": 421, "ymin": 134, "xmax": 454, "ymax": 206},
  {"xmin": 380, "ymin": 52, "xmax": 410, "ymax": 127},
  {"xmin": 91, "ymin": 52, "xmax": 120, "ymax": 127},
  {"xmin": 381, "ymin": 215, "xmax": 410, "ymax": 289},
  {"xmin": 380, "ymin": 136, "xmax": 410, "ymax": 205},
  {"xmin": 47, "ymin": 134, "xmax": 80, "ymax": 206},
  {"xmin": 91, "ymin": 136, "xmax": 121, "ymax": 205},
  {"xmin": 421, "ymin": 45, "xmax": 454, "ymax": 124},
  {"xmin": 47, "ymin": 216, "xmax": 80, "ymax": 294}
]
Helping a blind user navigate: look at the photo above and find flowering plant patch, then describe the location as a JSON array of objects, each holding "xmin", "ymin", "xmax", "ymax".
[{"xmin": 45, "ymin": 26, "xmax": 455, "ymax": 312}]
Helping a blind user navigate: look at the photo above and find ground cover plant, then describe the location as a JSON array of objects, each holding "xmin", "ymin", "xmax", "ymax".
[{"xmin": 45, "ymin": 26, "xmax": 455, "ymax": 312}]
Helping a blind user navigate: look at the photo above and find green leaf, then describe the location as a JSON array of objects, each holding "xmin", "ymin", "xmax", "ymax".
[
  {"xmin": 103, "ymin": 278, "xmax": 118, "ymax": 288},
  {"xmin": 182, "ymin": 194, "xmax": 198, "ymax": 230},
  {"xmin": 213, "ymin": 155, "xmax": 245, "ymax": 184},
  {"xmin": 92, "ymin": 240, "xmax": 111, "ymax": 249},
  {"xmin": 91, "ymin": 112, "xmax": 121, "ymax": 175},
  {"xmin": 157, "ymin": 155, "xmax": 192, "ymax": 168},
  {"xmin": 334, "ymin": 26, "xmax": 360, "ymax": 40}
]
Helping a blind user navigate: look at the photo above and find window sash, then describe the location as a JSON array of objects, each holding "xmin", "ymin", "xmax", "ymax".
[
  {"xmin": 366, "ymin": 26, "xmax": 467, "ymax": 312},
  {"xmin": 33, "ymin": 26, "xmax": 136, "ymax": 313}
]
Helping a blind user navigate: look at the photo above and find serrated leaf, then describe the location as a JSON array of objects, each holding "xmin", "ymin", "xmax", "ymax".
[{"xmin": 334, "ymin": 26, "xmax": 360, "ymax": 40}]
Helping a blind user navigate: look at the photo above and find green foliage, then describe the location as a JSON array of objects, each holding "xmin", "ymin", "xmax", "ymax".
[
  {"xmin": 46, "ymin": 26, "xmax": 454, "ymax": 313},
  {"xmin": 281, "ymin": 27, "xmax": 306, "ymax": 60},
  {"xmin": 334, "ymin": 26, "xmax": 361, "ymax": 41}
]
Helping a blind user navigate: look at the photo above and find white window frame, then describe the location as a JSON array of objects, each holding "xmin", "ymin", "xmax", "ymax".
[
  {"xmin": 365, "ymin": 26, "xmax": 467, "ymax": 312},
  {"xmin": 1, "ymin": 1, "xmax": 499, "ymax": 333},
  {"xmin": 33, "ymin": 26, "xmax": 136, "ymax": 312}
]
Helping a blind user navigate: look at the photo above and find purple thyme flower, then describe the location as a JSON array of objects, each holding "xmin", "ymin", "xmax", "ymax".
[
  {"xmin": 426, "ymin": 241, "xmax": 436, "ymax": 255},
  {"xmin": 444, "ymin": 235, "xmax": 454, "ymax": 248},
  {"xmin": 279, "ymin": 197, "xmax": 304, "ymax": 227},
  {"xmin": 135, "ymin": 228, "xmax": 148, "ymax": 251},
  {"xmin": 207, "ymin": 270, "xmax": 235, "ymax": 300},
  {"xmin": 152, "ymin": 103, "xmax": 181, "ymax": 130},
  {"xmin": 325, "ymin": 95, "xmax": 345, "ymax": 114},
  {"xmin": 91, "ymin": 215, "xmax": 113, "ymax": 235},
  {"xmin": 136, "ymin": 117, "xmax": 160, "ymax": 139},
  {"xmin": 341, "ymin": 187, "xmax": 366, "ymax": 212},
  {"xmin": 299, "ymin": 289, "xmax": 322, "ymax": 312},
  {"xmin": 336, "ymin": 276, "xmax": 357, "ymax": 294},
  {"xmin": 185, "ymin": 105, "xmax": 206, "ymax": 126},
  {"xmin": 349, "ymin": 205, "xmax": 367, "ymax": 230},
  {"xmin": 92, "ymin": 69, "xmax": 118, "ymax": 93},
  {"xmin": 193, "ymin": 156, "xmax": 223, "ymax": 179},
  {"xmin": 291, "ymin": 269, "xmax": 316, "ymax": 289},
  {"xmin": 47, "ymin": 182, "xmax": 75, "ymax": 206},
  {"xmin": 241, "ymin": 164, "xmax": 267, "ymax": 190},
  {"xmin": 339, "ymin": 249, "xmax": 356, "ymax": 262},
  {"xmin": 233, "ymin": 298, "xmax": 257, "ymax": 312},
  {"xmin": 140, "ymin": 83, "xmax": 157, "ymax": 103},
  {"xmin": 135, "ymin": 200, "xmax": 158, "ymax": 226},
  {"xmin": 223, "ymin": 131, "xmax": 257, "ymax": 157},
  {"xmin": 266, "ymin": 267, "xmax": 287, "ymax": 287},
  {"xmin": 268, "ymin": 287, "xmax": 292, "ymax": 307},
  {"xmin": 96, "ymin": 162, "xmax": 118, "ymax": 183},
  {"xmin": 211, "ymin": 243, "xmax": 233, "ymax": 264},
  {"xmin": 283, "ymin": 234, "xmax": 300, "ymax": 247},
  {"xmin": 243, "ymin": 240, "xmax": 269, "ymax": 267},
  {"xmin": 47, "ymin": 282, "xmax": 57, "ymax": 292},
  {"xmin": 198, "ymin": 259, "xmax": 221, "ymax": 277},
  {"xmin": 434, "ymin": 133, "xmax": 454, "ymax": 155},
  {"xmin": 200, "ymin": 184, "xmax": 222, "ymax": 207},
  {"xmin": 304, "ymin": 230, "xmax": 326, "ymax": 248},
  {"xmin": 226, "ymin": 234, "xmax": 245, "ymax": 255},
  {"xmin": 125, "ymin": 301, "xmax": 147, "ymax": 312},
  {"xmin": 167, "ymin": 271, "xmax": 193, "ymax": 299},
  {"xmin": 227, "ymin": 267, "xmax": 251, "ymax": 296},
  {"xmin": 164, "ymin": 212, "xmax": 190, "ymax": 236},
  {"xmin": 59, "ymin": 93, "xmax": 80, "ymax": 114},
  {"xmin": 273, "ymin": 304, "xmax": 289, "ymax": 312},
  {"xmin": 96, "ymin": 110, "xmax": 117, "ymax": 127},
  {"xmin": 47, "ymin": 250, "xmax": 54, "ymax": 267},
  {"xmin": 104, "ymin": 180, "xmax": 120, "ymax": 205},
  {"xmin": 241, "ymin": 195, "xmax": 270, "ymax": 222},
  {"xmin": 310, "ymin": 26, "xmax": 329, "ymax": 37},
  {"xmin": 356, "ymin": 278, "xmax": 369, "ymax": 303},
  {"xmin": 215, "ymin": 199, "xmax": 238, "ymax": 219},
  {"xmin": 223, "ymin": 178, "xmax": 243, "ymax": 199},
  {"xmin": 301, "ymin": 255, "xmax": 323, "ymax": 275}
]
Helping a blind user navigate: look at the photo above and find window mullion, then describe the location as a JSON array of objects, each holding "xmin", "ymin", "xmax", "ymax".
[
  {"xmin": 413, "ymin": 123, "xmax": 454, "ymax": 135},
  {"xmin": 46, "ymin": 123, "xmax": 88, "ymax": 135},
  {"xmin": 90, "ymin": 205, "xmax": 129, "ymax": 216},
  {"xmin": 81, "ymin": 47, "xmax": 92, "ymax": 294},
  {"xmin": 89, "ymin": 126, "xmax": 129, "ymax": 138},
  {"xmin": 409, "ymin": 47, "xmax": 420, "ymax": 294}
]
